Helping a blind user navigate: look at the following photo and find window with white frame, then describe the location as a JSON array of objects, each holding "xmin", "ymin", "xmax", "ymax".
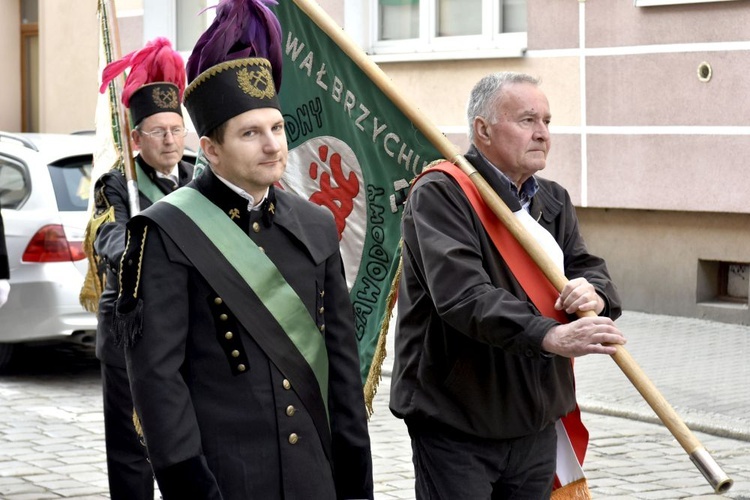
[{"xmin": 371, "ymin": 0, "xmax": 527, "ymax": 61}]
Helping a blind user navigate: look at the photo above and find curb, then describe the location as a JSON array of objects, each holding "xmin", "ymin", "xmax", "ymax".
[
  {"xmin": 578, "ymin": 399, "xmax": 750, "ymax": 442},
  {"xmin": 380, "ymin": 369, "xmax": 750, "ymax": 443}
]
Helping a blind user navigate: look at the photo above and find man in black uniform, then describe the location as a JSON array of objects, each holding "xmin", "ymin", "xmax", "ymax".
[
  {"xmin": 113, "ymin": 12, "xmax": 373, "ymax": 500},
  {"xmin": 90, "ymin": 38, "xmax": 192, "ymax": 500}
]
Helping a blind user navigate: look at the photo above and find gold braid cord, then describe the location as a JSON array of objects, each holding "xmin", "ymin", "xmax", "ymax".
[
  {"xmin": 79, "ymin": 206, "xmax": 115, "ymax": 313},
  {"xmin": 132, "ymin": 408, "xmax": 144, "ymax": 440},
  {"xmin": 551, "ymin": 478, "xmax": 592, "ymax": 499},
  {"xmin": 363, "ymin": 242, "xmax": 403, "ymax": 416}
]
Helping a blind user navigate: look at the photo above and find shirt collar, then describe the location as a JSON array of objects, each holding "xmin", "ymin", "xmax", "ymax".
[
  {"xmin": 213, "ymin": 172, "xmax": 269, "ymax": 211},
  {"xmin": 476, "ymin": 150, "xmax": 539, "ymax": 211},
  {"xmin": 154, "ymin": 165, "xmax": 179, "ymax": 185}
]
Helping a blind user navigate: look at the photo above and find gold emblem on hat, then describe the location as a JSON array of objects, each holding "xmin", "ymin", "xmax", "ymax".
[
  {"xmin": 152, "ymin": 86, "xmax": 180, "ymax": 110},
  {"xmin": 237, "ymin": 66, "xmax": 275, "ymax": 100}
]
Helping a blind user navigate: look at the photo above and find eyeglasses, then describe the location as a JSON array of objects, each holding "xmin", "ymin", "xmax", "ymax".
[{"xmin": 138, "ymin": 127, "xmax": 189, "ymax": 139}]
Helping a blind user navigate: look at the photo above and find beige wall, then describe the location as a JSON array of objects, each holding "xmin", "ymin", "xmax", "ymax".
[
  {"xmin": 37, "ymin": 1, "xmax": 98, "ymax": 133},
  {"xmin": 315, "ymin": 0, "xmax": 344, "ymax": 27},
  {"xmin": 587, "ymin": 52, "xmax": 750, "ymax": 127},
  {"xmin": 580, "ymin": 208, "xmax": 750, "ymax": 324},
  {"xmin": 118, "ymin": 15, "xmax": 145, "ymax": 56},
  {"xmin": 380, "ymin": 56, "xmax": 581, "ymax": 130},
  {"xmin": 0, "ymin": 1, "xmax": 22, "ymax": 132},
  {"xmin": 586, "ymin": 0, "xmax": 750, "ymax": 47},
  {"xmin": 587, "ymin": 134, "xmax": 750, "ymax": 214},
  {"xmin": 527, "ymin": 0, "xmax": 579, "ymax": 50}
]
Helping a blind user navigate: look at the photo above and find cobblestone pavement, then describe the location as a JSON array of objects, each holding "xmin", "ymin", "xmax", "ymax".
[
  {"xmin": 369, "ymin": 377, "xmax": 750, "ymax": 500},
  {"xmin": 1, "ymin": 309, "xmax": 749, "ymax": 499}
]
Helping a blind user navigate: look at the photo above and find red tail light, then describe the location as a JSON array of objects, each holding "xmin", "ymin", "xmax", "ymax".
[{"xmin": 22, "ymin": 224, "xmax": 86, "ymax": 263}]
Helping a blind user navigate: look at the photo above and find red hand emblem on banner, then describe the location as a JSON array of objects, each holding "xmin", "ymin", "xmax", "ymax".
[{"xmin": 309, "ymin": 145, "xmax": 360, "ymax": 240}]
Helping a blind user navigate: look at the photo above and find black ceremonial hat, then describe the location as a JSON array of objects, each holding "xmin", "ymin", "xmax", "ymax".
[
  {"xmin": 129, "ymin": 82, "xmax": 183, "ymax": 126},
  {"xmin": 99, "ymin": 37, "xmax": 186, "ymax": 127},
  {"xmin": 183, "ymin": 57, "xmax": 280, "ymax": 137}
]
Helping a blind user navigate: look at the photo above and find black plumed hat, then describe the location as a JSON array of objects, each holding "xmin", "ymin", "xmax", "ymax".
[{"xmin": 184, "ymin": 57, "xmax": 280, "ymax": 137}]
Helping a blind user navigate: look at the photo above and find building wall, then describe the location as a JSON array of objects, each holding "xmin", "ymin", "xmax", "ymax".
[
  {"xmin": 576, "ymin": 0, "xmax": 750, "ymax": 323},
  {"xmin": 38, "ymin": 0, "xmax": 99, "ymax": 133},
  {"xmin": 0, "ymin": 1, "xmax": 23, "ymax": 132},
  {"xmin": 2, "ymin": 0, "xmax": 746, "ymax": 322},
  {"xmin": 579, "ymin": 208, "xmax": 750, "ymax": 324},
  {"xmin": 351, "ymin": 0, "xmax": 750, "ymax": 323}
]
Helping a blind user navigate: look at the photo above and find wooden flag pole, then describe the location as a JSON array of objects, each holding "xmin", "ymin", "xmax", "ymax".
[
  {"xmin": 100, "ymin": 0, "xmax": 139, "ymax": 216},
  {"xmin": 290, "ymin": 0, "xmax": 733, "ymax": 493}
]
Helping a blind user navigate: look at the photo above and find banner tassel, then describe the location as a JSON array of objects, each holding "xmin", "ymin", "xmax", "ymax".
[
  {"xmin": 79, "ymin": 205, "xmax": 115, "ymax": 313},
  {"xmin": 363, "ymin": 243, "xmax": 402, "ymax": 416}
]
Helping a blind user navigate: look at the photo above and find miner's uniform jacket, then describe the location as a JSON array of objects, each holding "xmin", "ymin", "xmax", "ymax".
[
  {"xmin": 116, "ymin": 167, "xmax": 374, "ymax": 500},
  {"xmin": 93, "ymin": 155, "xmax": 194, "ymax": 367}
]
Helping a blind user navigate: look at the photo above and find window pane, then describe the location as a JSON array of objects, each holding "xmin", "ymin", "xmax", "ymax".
[
  {"xmin": 48, "ymin": 160, "xmax": 93, "ymax": 212},
  {"xmin": 21, "ymin": 0, "xmax": 38, "ymax": 24},
  {"xmin": 437, "ymin": 0, "xmax": 481, "ymax": 37},
  {"xmin": 0, "ymin": 160, "xmax": 29, "ymax": 210},
  {"xmin": 379, "ymin": 0, "xmax": 420, "ymax": 40},
  {"xmin": 501, "ymin": 0, "xmax": 527, "ymax": 33}
]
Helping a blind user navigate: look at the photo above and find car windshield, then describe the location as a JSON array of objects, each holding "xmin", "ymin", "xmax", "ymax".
[{"xmin": 48, "ymin": 156, "xmax": 93, "ymax": 211}]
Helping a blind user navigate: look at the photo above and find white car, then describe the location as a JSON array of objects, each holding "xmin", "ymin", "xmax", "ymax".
[{"xmin": 0, "ymin": 132, "xmax": 98, "ymax": 369}]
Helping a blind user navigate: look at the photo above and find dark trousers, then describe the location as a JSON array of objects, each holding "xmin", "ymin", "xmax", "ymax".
[
  {"xmin": 408, "ymin": 422, "xmax": 557, "ymax": 500},
  {"xmin": 101, "ymin": 362, "xmax": 155, "ymax": 500}
]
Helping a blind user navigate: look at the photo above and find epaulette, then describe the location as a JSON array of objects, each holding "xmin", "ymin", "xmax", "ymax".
[{"xmin": 112, "ymin": 217, "xmax": 149, "ymax": 347}]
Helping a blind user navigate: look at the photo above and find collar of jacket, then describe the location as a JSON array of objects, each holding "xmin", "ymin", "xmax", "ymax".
[
  {"xmin": 136, "ymin": 155, "xmax": 194, "ymax": 192},
  {"xmin": 464, "ymin": 145, "xmax": 563, "ymax": 224},
  {"xmin": 191, "ymin": 167, "xmax": 333, "ymax": 266}
]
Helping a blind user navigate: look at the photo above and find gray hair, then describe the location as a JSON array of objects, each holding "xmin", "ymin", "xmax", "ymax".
[{"xmin": 466, "ymin": 72, "xmax": 541, "ymax": 142}]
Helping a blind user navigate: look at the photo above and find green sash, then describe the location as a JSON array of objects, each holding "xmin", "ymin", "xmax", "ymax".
[
  {"xmin": 161, "ymin": 188, "xmax": 330, "ymax": 416},
  {"xmin": 135, "ymin": 162, "xmax": 167, "ymax": 203}
]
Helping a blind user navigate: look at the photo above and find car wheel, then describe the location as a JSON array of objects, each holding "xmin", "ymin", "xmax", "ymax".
[{"xmin": 0, "ymin": 343, "xmax": 14, "ymax": 371}]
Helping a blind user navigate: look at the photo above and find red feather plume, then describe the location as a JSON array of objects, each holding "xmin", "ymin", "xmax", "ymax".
[{"xmin": 100, "ymin": 37, "xmax": 186, "ymax": 107}]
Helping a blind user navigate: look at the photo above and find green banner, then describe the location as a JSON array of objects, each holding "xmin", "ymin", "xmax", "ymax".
[{"xmin": 272, "ymin": 1, "xmax": 441, "ymax": 383}]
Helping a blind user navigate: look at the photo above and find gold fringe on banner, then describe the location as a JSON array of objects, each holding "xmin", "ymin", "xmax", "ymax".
[
  {"xmin": 551, "ymin": 478, "xmax": 592, "ymax": 500},
  {"xmin": 79, "ymin": 206, "xmax": 115, "ymax": 313},
  {"xmin": 362, "ymin": 163, "xmax": 439, "ymax": 416},
  {"xmin": 363, "ymin": 244, "xmax": 403, "ymax": 416}
]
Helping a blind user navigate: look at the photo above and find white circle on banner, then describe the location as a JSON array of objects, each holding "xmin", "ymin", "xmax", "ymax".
[{"xmin": 281, "ymin": 136, "xmax": 366, "ymax": 291}]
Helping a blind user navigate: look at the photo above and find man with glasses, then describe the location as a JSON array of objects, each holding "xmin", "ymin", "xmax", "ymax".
[{"xmin": 89, "ymin": 38, "xmax": 193, "ymax": 500}]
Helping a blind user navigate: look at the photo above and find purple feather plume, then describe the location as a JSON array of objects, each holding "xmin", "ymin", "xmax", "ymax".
[{"xmin": 187, "ymin": 0, "xmax": 283, "ymax": 91}]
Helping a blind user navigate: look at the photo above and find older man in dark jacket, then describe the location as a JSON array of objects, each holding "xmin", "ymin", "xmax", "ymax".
[{"xmin": 390, "ymin": 72, "xmax": 626, "ymax": 499}]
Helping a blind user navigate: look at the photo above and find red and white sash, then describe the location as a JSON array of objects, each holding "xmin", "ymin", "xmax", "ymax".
[{"xmin": 420, "ymin": 162, "xmax": 591, "ymax": 498}]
